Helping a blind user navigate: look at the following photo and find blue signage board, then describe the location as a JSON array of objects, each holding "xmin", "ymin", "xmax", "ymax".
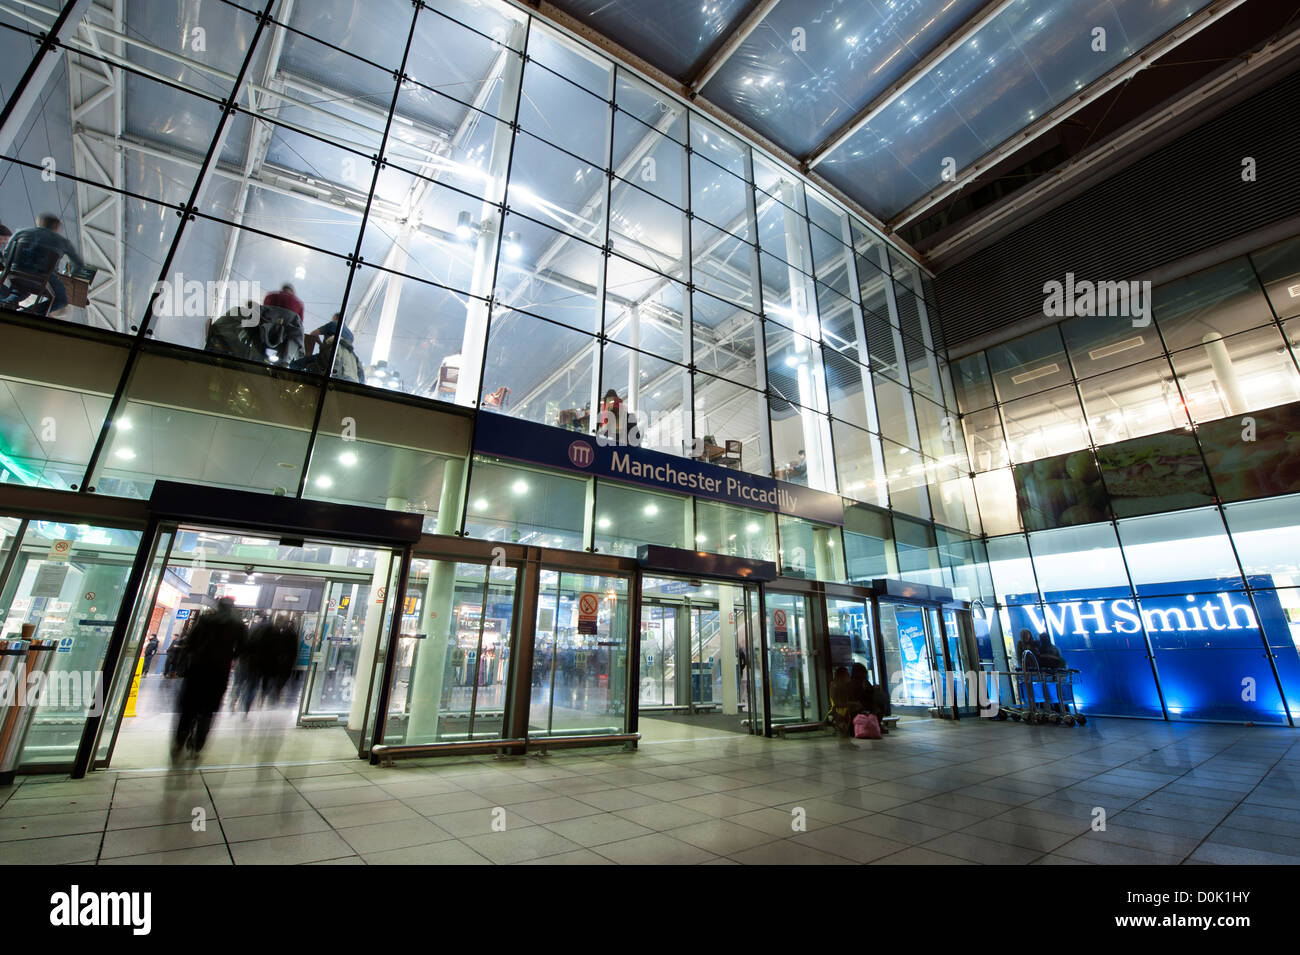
[
  {"xmin": 473, "ymin": 412, "xmax": 844, "ymax": 526},
  {"xmin": 1004, "ymin": 577, "xmax": 1298, "ymax": 722}
]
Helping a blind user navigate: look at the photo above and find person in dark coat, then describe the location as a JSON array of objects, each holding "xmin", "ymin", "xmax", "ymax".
[
  {"xmin": 849, "ymin": 662, "xmax": 890, "ymax": 735},
  {"xmin": 142, "ymin": 635, "xmax": 159, "ymax": 676},
  {"xmin": 261, "ymin": 615, "xmax": 299, "ymax": 704},
  {"xmin": 172, "ymin": 597, "xmax": 246, "ymax": 763}
]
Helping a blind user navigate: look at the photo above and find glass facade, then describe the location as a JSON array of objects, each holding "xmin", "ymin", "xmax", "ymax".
[
  {"xmin": 0, "ymin": 0, "xmax": 1295, "ymax": 735},
  {"xmin": 958, "ymin": 235, "xmax": 1300, "ymax": 723}
]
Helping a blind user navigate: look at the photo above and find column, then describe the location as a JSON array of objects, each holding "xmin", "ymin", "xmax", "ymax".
[{"xmin": 718, "ymin": 584, "xmax": 738, "ymax": 715}]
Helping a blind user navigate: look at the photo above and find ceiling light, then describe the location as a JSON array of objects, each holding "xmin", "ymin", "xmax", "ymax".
[
  {"xmin": 643, "ymin": 504, "xmax": 658, "ymax": 517},
  {"xmin": 511, "ymin": 479, "xmax": 528, "ymax": 496},
  {"xmin": 315, "ymin": 475, "xmax": 333, "ymax": 489},
  {"xmin": 473, "ymin": 498, "xmax": 489, "ymax": 512},
  {"xmin": 294, "ymin": 265, "xmax": 306, "ymax": 280},
  {"xmin": 338, "ymin": 451, "xmax": 358, "ymax": 466},
  {"xmin": 505, "ymin": 231, "xmax": 522, "ymax": 260},
  {"xmin": 746, "ymin": 523, "xmax": 760, "ymax": 534},
  {"xmin": 695, "ymin": 534, "xmax": 707, "ymax": 543},
  {"xmin": 597, "ymin": 516, "xmax": 611, "ymax": 529},
  {"xmin": 116, "ymin": 418, "xmax": 132, "ymax": 431},
  {"xmin": 456, "ymin": 211, "xmax": 474, "ymax": 241},
  {"xmin": 115, "ymin": 448, "xmax": 135, "ymax": 460}
]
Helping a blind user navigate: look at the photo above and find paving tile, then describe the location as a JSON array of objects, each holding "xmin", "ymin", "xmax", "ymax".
[
  {"xmin": 362, "ymin": 841, "xmax": 491, "ymax": 865},
  {"xmin": 728, "ymin": 839, "xmax": 854, "ymax": 866},
  {"xmin": 0, "ymin": 833, "xmax": 102, "ymax": 865},
  {"xmin": 543, "ymin": 814, "xmax": 656, "ymax": 847},
  {"xmin": 461, "ymin": 826, "xmax": 584, "ymax": 864},
  {"xmin": 792, "ymin": 825, "xmax": 908, "ymax": 863},
  {"xmin": 665, "ymin": 819, "xmax": 780, "ymax": 855},
  {"xmin": 101, "ymin": 821, "xmax": 224, "ymax": 859},
  {"xmin": 871, "ymin": 846, "xmax": 977, "ymax": 865},
  {"xmin": 100, "ymin": 844, "xmax": 233, "ymax": 865},
  {"xmin": 318, "ymin": 799, "xmax": 422, "ymax": 829},
  {"xmin": 508, "ymin": 796, "xmax": 605, "ymax": 825},
  {"xmin": 921, "ymin": 831, "xmax": 1043, "ymax": 865},
  {"xmin": 0, "ymin": 809, "xmax": 108, "ymax": 842},
  {"xmin": 1051, "ymin": 835, "xmax": 1184, "ymax": 865},
  {"xmin": 229, "ymin": 831, "xmax": 356, "ymax": 865},
  {"xmin": 594, "ymin": 832, "xmax": 718, "ymax": 865},
  {"xmin": 337, "ymin": 818, "xmax": 452, "ymax": 854},
  {"xmin": 220, "ymin": 809, "xmax": 330, "ymax": 843}
]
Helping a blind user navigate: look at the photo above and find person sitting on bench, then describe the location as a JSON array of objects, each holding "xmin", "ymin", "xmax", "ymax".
[
  {"xmin": 0, "ymin": 213, "xmax": 83, "ymax": 317},
  {"xmin": 849, "ymin": 662, "xmax": 890, "ymax": 735}
]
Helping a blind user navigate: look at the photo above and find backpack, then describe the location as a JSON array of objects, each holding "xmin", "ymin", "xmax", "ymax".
[{"xmin": 853, "ymin": 713, "xmax": 882, "ymax": 740}]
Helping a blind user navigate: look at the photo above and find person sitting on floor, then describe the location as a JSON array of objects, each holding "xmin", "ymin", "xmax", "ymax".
[{"xmin": 828, "ymin": 666, "xmax": 854, "ymax": 735}]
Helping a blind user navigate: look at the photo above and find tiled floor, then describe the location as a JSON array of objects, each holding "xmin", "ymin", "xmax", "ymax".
[{"xmin": 1, "ymin": 716, "xmax": 1296, "ymax": 865}]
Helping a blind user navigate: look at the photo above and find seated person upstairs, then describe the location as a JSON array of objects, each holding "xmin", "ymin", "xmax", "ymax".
[
  {"xmin": 789, "ymin": 450, "xmax": 807, "ymax": 481},
  {"xmin": 293, "ymin": 312, "xmax": 364, "ymax": 383},
  {"xmin": 0, "ymin": 213, "xmax": 84, "ymax": 317},
  {"xmin": 828, "ymin": 666, "xmax": 854, "ymax": 734}
]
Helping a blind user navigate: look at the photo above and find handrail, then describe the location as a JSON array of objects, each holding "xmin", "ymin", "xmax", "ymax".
[{"xmin": 527, "ymin": 733, "xmax": 640, "ymax": 752}]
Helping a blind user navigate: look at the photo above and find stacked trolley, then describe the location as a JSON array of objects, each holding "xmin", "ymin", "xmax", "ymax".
[{"xmin": 998, "ymin": 650, "xmax": 1086, "ymax": 726}]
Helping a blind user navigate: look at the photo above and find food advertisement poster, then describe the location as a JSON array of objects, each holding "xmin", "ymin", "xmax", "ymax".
[
  {"xmin": 1198, "ymin": 401, "xmax": 1300, "ymax": 502},
  {"xmin": 1012, "ymin": 449, "xmax": 1112, "ymax": 530},
  {"xmin": 1094, "ymin": 429, "xmax": 1215, "ymax": 517}
]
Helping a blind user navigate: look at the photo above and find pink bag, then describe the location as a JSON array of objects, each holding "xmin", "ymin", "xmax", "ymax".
[{"xmin": 853, "ymin": 713, "xmax": 882, "ymax": 740}]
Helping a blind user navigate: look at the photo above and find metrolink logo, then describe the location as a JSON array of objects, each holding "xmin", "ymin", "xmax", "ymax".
[
  {"xmin": 1021, "ymin": 593, "xmax": 1257, "ymax": 637},
  {"xmin": 0, "ymin": 667, "xmax": 103, "ymax": 716},
  {"xmin": 50, "ymin": 886, "xmax": 151, "ymax": 935},
  {"xmin": 1042, "ymin": 272, "xmax": 1151, "ymax": 327}
]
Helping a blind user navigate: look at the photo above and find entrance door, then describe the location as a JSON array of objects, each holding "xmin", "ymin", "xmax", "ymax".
[
  {"xmin": 764, "ymin": 591, "xmax": 818, "ymax": 726},
  {"xmin": 95, "ymin": 523, "xmax": 404, "ymax": 769},
  {"xmin": 637, "ymin": 575, "xmax": 760, "ymax": 732}
]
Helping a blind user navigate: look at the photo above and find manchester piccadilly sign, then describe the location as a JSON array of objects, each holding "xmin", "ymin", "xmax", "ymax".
[{"xmin": 472, "ymin": 412, "xmax": 845, "ymax": 526}]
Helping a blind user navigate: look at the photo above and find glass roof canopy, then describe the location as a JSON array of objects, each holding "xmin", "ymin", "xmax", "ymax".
[{"xmin": 548, "ymin": 0, "xmax": 1216, "ymax": 224}]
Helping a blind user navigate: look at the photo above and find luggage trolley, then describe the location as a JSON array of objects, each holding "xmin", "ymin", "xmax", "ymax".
[{"xmin": 1001, "ymin": 650, "xmax": 1085, "ymax": 726}]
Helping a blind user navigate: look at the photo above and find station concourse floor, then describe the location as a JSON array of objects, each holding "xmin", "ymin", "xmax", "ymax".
[{"xmin": 1, "ymin": 716, "xmax": 1296, "ymax": 865}]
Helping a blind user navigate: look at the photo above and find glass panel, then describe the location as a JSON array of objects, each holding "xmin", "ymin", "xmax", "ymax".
[
  {"xmin": 843, "ymin": 503, "xmax": 898, "ymax": 581},
  {"xmin": 530, "ymin": 569, "xmax": 629, "ymax": 737},
  {"xmin": 832, "ymin": 422, "xmax": 889, "ymax": 509},
  {"xmin": 828, "ymin": 596, "xmax": 875, "ymax": 682},
  {"xmin": 986, "ymin": 327, "xmax": 1071, "ymax": 403},
  {"xmin": 823, "ymin": 346, "xmax": 875, "ymax": 432},
  {"xmin": 962, "ymin": 406, "xmax": 1008, "ymax": 472},
  {"xmin": 463, "ymin": 458, "xmax": 588, "ymax": 549},
  {"xmin": 881, "ymin": 438, "xmax": 930, "ymax": 520},
  {"xmin": 1027, "ymin": 523, "xmax": 1127, "ymax": 602},
  {"xmin": 600, "ymin": 342, "xmax": 688, "ymax": 455},
  {"xmin": 1251, "ymin": 235, "xmax": 1300, "ymax": 321},
  {"xmin": 766, "ymin": 323, "xmax": 828, "ymax": 414},
  {"xmin": 769, "ymin": 397, "xmax": 834, "ymax": 492},
  {"xmin": 508, "ymin": 131, "xmax": 607, "ymax": 245},
  {"xmin": 777, "ymin": 515, "xmax": 845, "ymax": 582},
  {"xmin": 90, "ymin": 351, "xmax": 318, "ymax": 499},
  {"xmin": 2, "ymin": 520, "xmax": 143, "ymax": 769},
  {"xmin": 691, "ymin": 221, "xmax": 756, "ymax": 311},
  {"xmin": 974, "ymin": 468, "xmax": 1020, "ymax": 537},
  {"xmin": 480, "ymin": 309, "xmax": 597, "ymax": 427},
  {"xmin": 1154, "ymin": 258, "xmax": 1278, "ymax": 352},
  {"xmin": 613, "ymin": 115, "xmax": 686, "ymax": 209},
  {"xmin": 951, "ymin": 352, "xmax": 995, "ymax": 414},
  {"xmin": 692, "ymin": 375, "xmax": 768, "ymax": 476},
  {"xmin": 615, "ymin": 70, "xmax": 686, "ymax": 144},
  {"xmin": 516, "ymin": 59, "xmax": 610, "ymax": 168},
  {"xmin": 1077, "ymin": 358, "xmax": 1187, "ymax": 445},
  {"xmin": 382, "ymin": 558, "xmax": 519, "ymax": 744},
  {"xmin": 494, "ymin": 212, "xmax": 604, "ymax": 334},
  {"xmin": 1117, "ymin": 509, "xmax": 1245, "ymax": 597},
  {"xmin": 1223, "ymin": 493, "xmax": 1300, "ymax": 587},
  {"xmin": 638, "ymin": 602, "xmax": 676, "ymax": 708},
  {"xmin": 986, "ymin": 534, "xmax": 1037, "ymax": 605},
  {"xmin": 303, "ymin": 390, "xmax": 471, "ymax": 532},
  {"xmin": 765, "ymin": 591, "xmax": 816, "ymax": 724},
  {"xmin": 689, "ymin": 116, "xmax": 747, "ymax": 181},
  {"xmin": 693, "ymin": 499, "xmax": 776, "ymax": 561},
  {"xmin": 692, "ymin": 291, "xmax": 760, "ymax": 388},
  {"xmin": 690, "ymin": 153, "xmax": 750, "ymax": 239},
  {"xmin": 0, "ymin": 323, "xmax": 129, "ymax": 490},
  {"xmin": 595, "ymin": 480, "xmax": 689, "ymax": 556},
  {"xmin": 604, "ymin": 256, "xmax": 688, "ymax": 365},
  {"xmin": 609, "ymin": 178, "xmax": 686, "ymax": 277},
  {"xmin": 871, "ymin": 372, "xmax": 917, "ymax": 449},
  {"xmin": 1168, "ymin": 326, "xmax": 1300, "ymax": 425},
  {"xmin": 1000, "ymin": 385, "xmax": 1090, "ymax": 464},
  {"xmin": 1061, "ymin": 314, "xmax": 1165, "ymax": 380}
]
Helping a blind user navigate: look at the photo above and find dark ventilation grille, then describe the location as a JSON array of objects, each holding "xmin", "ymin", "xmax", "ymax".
[{"xmin": 932, "ymin": 68, "xmax": 1300, "ymax": 351}]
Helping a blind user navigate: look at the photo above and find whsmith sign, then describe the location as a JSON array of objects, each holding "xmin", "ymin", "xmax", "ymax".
[{"xmin": 473, "ymin": 412, "xmax": 844, "ymax": 526}]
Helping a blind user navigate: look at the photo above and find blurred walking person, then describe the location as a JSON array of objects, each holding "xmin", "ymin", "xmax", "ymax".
[{"xmin": 172, "ymin": 597, "xmax": 246, "ymax": 765}]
